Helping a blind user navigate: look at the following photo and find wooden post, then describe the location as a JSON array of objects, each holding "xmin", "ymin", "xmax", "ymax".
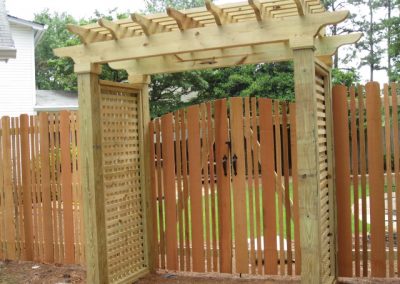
[
  {"xmin": 292, "ymin": 42, "xmax": 337, "ymax": 283},
  {"xmin": 76, "ymin": 63, "xmax": 108, "ymax": 284},
  {"xmin": 128, "ymin": 74, "xmax": 155, "ymax": 273}
]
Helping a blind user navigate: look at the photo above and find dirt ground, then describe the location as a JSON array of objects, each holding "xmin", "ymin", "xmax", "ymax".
[{"xmin": 0, "ymin": 261, "xmax": 399, "ymax": 284}]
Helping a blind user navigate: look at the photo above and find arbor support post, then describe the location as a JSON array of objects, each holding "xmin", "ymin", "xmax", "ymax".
[
  {"xmin": 76, "ymin": 63, "xmax": 109, "ymax": 284},
  {"xmin": 128, "ymin": 74, "xmax": 155, "ymax": 272},
  {"xmin": 292, "ymin": 45, "xmax": 337, "ymax": 283}
]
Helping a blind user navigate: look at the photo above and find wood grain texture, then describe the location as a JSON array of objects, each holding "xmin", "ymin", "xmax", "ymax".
[
  {"xmin": 214, "ymin": 99, "xmax": 232, "ymax": 273},
  {"xmin": 187, "ymin": 105, "xmax": 205, "ymax": 272},
  {"xmin": 230, "ymin": 97, "xmax": 249, "ymax": 274},
  {"xmin": 60, "ymin": 111, "xmax": 75, "ymax": 264},
  {"xmin": 366, "ymin": 82, "xmax": 386, "ymax": 277},
  {"xmin": 259, "ymin": 98, "xmax": 278, "ymax": 275},
  {"xmin": 161, "ymin": 113, "xmax": 178, "ymax": 271},
  {"xmin": 332, "ymin": 85, "xmax": 352, "ymax": 277}
]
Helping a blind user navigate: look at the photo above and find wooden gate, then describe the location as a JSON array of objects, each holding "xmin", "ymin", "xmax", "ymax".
[{"xmin": 149, "ymin": 97, "xmax": 301, "ymax": 276}]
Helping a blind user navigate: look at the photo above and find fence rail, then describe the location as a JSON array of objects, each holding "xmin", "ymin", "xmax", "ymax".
[{"xmin": 0, "ymin": 111, "xmax": 84, "ymax": 265}]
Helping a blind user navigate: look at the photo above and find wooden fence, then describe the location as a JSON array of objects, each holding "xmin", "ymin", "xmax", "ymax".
[
  {"xmin": 149, "ymin": 98, "xmax": 301, "ymax": 276},
  {"xmin": 0, "ymin": 111, "xmax": 84, "ymax": 265},
  {"xmin": 333, "ymin": 82, "xmax": 400, "ymax": 278}
]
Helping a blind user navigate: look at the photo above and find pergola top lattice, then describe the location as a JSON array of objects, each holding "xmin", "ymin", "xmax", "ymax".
[
  {"xmin": 67, "ymin": 0, "xmax": 325, "ymax": 44},
  {"xmin": 54, "ymin": 0, "xmax": 361, "ymax": 75}
]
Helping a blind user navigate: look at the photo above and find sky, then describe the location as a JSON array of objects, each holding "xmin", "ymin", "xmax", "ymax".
[{"xmin": 5, "ymin": 0, "xmax": 389, "ymax": 84}]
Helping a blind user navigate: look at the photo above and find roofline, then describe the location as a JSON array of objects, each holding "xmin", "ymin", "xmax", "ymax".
[
  {"xmin": 7, "ymin": 15, "xmax": 47, "ymax": 47},
  {"xmin": 34, "ymin": 106, "xmax": 79, "ymax": 112},
  {"xmin": 7, "ymin": 15, "xmax": 45, "ymax": 30}
]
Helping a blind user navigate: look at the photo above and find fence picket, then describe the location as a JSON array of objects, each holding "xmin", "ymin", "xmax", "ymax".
[
  {"xmin": 60, "ymin": 111, "xmax": 75, "ymax": 264},
  {"xmin": 20, "ymin": 115, "xmax": 33, "ymax": 260},
  {"xmin": 259, "ymin": 98, "xmax": 278, "ymax": 275},
  {"xmin": 187, "ymin": 105, "xmax": 205, "ymax": 272},
  {"xmin": 383, "ymin": 84, "xmax": 394, "ymax": 276},
  {"xmin": 366, "ymin": 82, "xmax": 386, "ymax": 277}
]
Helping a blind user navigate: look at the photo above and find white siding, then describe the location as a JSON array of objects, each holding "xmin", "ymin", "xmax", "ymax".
[{"xmin": 0, "ymin": 22, "xmax": 35, "ymax": 117}]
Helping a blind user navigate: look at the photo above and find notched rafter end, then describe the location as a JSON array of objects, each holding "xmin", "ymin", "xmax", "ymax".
[
  {"xmin": 98, "ymin": 18, "xmax": 125, "ymax": 40},
  {"xmin": 248, "ymin": 0, "xmax": 263, "ymax": 22},
  {"xmin": 166, "ymin": 7, "xmax": 203, "ymax": 30},
  {"xmin": 131, "ymin": 13, "xmax": 167, "ymax": 36}
]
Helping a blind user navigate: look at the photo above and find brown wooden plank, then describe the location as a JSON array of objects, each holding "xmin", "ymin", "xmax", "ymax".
[
  {"xmin": 180, "ymin": 109, "xmax": 191, "ymax": 271},
  {"xmin": 10, "ymin": 118, "xmax": 21, "ymax": 260},
  {"xmin": 332, "ymin": 85, "xmax": 352, "ymax": 277},
  {"xmin": 274, "ymin": 101, "xmax": 285, "ymax": 276},
  {"xmin": 383, "ymin": 84, "xmax": 394, "ymax": 276},
  {"xmin": 13, "ymin": 118, "xmax": 24, "ymax": 260},
  {"xmin": 392, "ymin": 83, "xmax": 400, "ymax": 275},
  {"xmin": 259, "ymin": 98, "xmax": 278, "ymax": 275},
  {"xmin": 161, "ymin": 113, "xmax": 178, "ymax": 270},
  {"xmin": 201, "ymin": 104, "xmax": 211, "ymax": 272},
  {"xmin": 48, "ymin": 114, "xmax": 59, "ymax": 263},
  {"xmin": 0, "ymin": 117, "xmax": 4, "ymax": 260},
  {"xmin": 60, "ymin": 111, "xmax": 75, "ymax": 264},
  {"xmin": 155, "ymin": 119, "xmax": 165, "ymax": 268},
  {"xmin": 20, "ymin": 115, "xmax": 33, "ymax": 260},
  {"xmin": 54, "ymin": 113, "xmax": 64, "ymax": 263},
  {"xmin": 207, "ymin": 102, "xmax": 218, "ymax": 272},
  {"xmin": 174, "ymin": 111, "xmax": 184, "ymax": 271},
  {"xmin": 350, "ymin": 86, "xmax": 360, "ymax": 276},
  {"xmin": 281, "ymin": 102, "xmax": 292, "ymax": 275},
  {"xmin": 230, "ymin": 97, "xmax": 249, "ymax": 274},
  {"xmin": 70, "ymin": 113, "xmax": 80, "ymax": 263},
  {"xmin": 365, "ymin": 82, "xmax": 386, "ymax": 277},
  {"xmin": 2, "ymin": 117, "xmax": 16, "ymax": 260},
  {"xmin": 187, "ymin": 105, "xmax": 205, "ymax": 272},
  {"xmin": 39, "ymin": 113, "xmax": 54, "ymax": 263},
  {"xmin": 289, "ymin": 103, "xmax": 301, "ymax": 275},
  {"xmin": 251, "ymin": 98, "xmax": 263, "ymax": 275},
  {"xmin": 149, "ymin": 121, "xmax": 159, "ymax": 268},
  {"xmin": 30, "ymin": 116, "xmax": 39, "ymax": 261},
  {"xmin": 358, "ymin": 85, "xmax": 368, "ymax": 276},
  {"xmin": 244, "ymin": 97, "xmax": 256, "ymax": 274},
  {"xmin": 214, "ymin": 99, "xmax": 232, "ymax": 273}
]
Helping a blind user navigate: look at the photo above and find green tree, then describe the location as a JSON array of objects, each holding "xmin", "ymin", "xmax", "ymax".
[
  {"xmin": 348, "ymin": 0, "xmax": 385, "ymax": 81},
  {"xmin": 143, "ymin": 0, "xmax": 203, "ymax": 13},
  {"xmin": 34, "ymin": 10, "xmax": 80, "ymax": 91},
  {"xmin": 332, "ymin": 68, "xmax": 360, "ymax": 86}
]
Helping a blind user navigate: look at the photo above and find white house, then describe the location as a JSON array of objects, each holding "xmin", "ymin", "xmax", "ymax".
[{"xmin": 0, "ymin": 0, "xmax": 45, "ymax": 117}]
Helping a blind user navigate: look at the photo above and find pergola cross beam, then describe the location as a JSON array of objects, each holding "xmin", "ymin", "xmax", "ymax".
[
  {"xmin": 109, "ymin": 33, "xmax": 362, "ymax": 75},
  {"xmin": 166, "ymin": 7, "xmax": 204, "ymax": 30}
]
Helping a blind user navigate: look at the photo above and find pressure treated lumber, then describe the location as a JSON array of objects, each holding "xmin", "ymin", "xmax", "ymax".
[
  {"xmin": 77, "ymin": 66, "xmax": 109, "ymax": 283},
  {"xmin": 55, "ymin": 11, "xmax": 350, "ymax": 64},
  {"xmin": 293, "ymin": 48, "xmax": 327, "ymax": 283}
]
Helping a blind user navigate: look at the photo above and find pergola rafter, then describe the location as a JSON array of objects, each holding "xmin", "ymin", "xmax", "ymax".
[{"xmin": 53, "ymin": 1, "xmax": 362, "ymax": 283}]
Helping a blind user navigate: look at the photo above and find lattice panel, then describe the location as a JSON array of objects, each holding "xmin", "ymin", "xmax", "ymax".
[
  {"xmin": 315, "ymin": 69, "xmax": 334, "ymax": 282},
  {"xmin": 100, "ymin": 82, "xmax": 146, "ymax": 283}
]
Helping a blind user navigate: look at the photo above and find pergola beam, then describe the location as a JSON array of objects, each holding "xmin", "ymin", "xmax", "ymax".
[
  {"xmin": 205, "ymin": 0, "xmax": 234, "ymax": 25},
  {"xmin": 66, "ymin": 24, "xmax": 110, "ymax": 44},
  {"xmin": 98, "ymin": 18, "xmax": 126, "ymax": 39},
  {"xmin": 55, "ymin": 11, "xmax": 350, "ymax": 64},
  {"xmin": 131, "ymin": 13, "xmax": 169, "ymax": 36},
  {"xmin": 248, "ymin": 0, "xmax": 264, "ymax": 21},
  {"xmin": 166, "ymin": 7, "xmax": 203, "ymax": 30},
  {"xmin": 108, "ymin": 33, "xmax": 361, "ymax": 74},
  {"xmin": 294, "ymin": 0, "xmax": 306, "ymax": 16}
]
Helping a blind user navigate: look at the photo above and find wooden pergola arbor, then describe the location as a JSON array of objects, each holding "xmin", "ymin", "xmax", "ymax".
[{"xmin": 54, "ymin": 1, "xmax": 361, "ymax": 283}]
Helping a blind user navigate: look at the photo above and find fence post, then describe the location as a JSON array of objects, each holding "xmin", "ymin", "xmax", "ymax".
[
  {"xmin": 20, "ymin": 115, "xmax": 33, "ymax": 260},
  {"xmin": 76, "ymin": 63, "xmax": 108, "ymax": 283},
  {"xmin": 332, "ymin": 85, "xmax": 352, "ymax": 276},
  {"xmin": 366, "ymin": 82, "xmax": 386, "ymax": 277}
]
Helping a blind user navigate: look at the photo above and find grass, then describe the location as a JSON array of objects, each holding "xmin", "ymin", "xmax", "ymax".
[{"xmin": 156, "ymin": 181, "xmax": 394, "ymax": 243}]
